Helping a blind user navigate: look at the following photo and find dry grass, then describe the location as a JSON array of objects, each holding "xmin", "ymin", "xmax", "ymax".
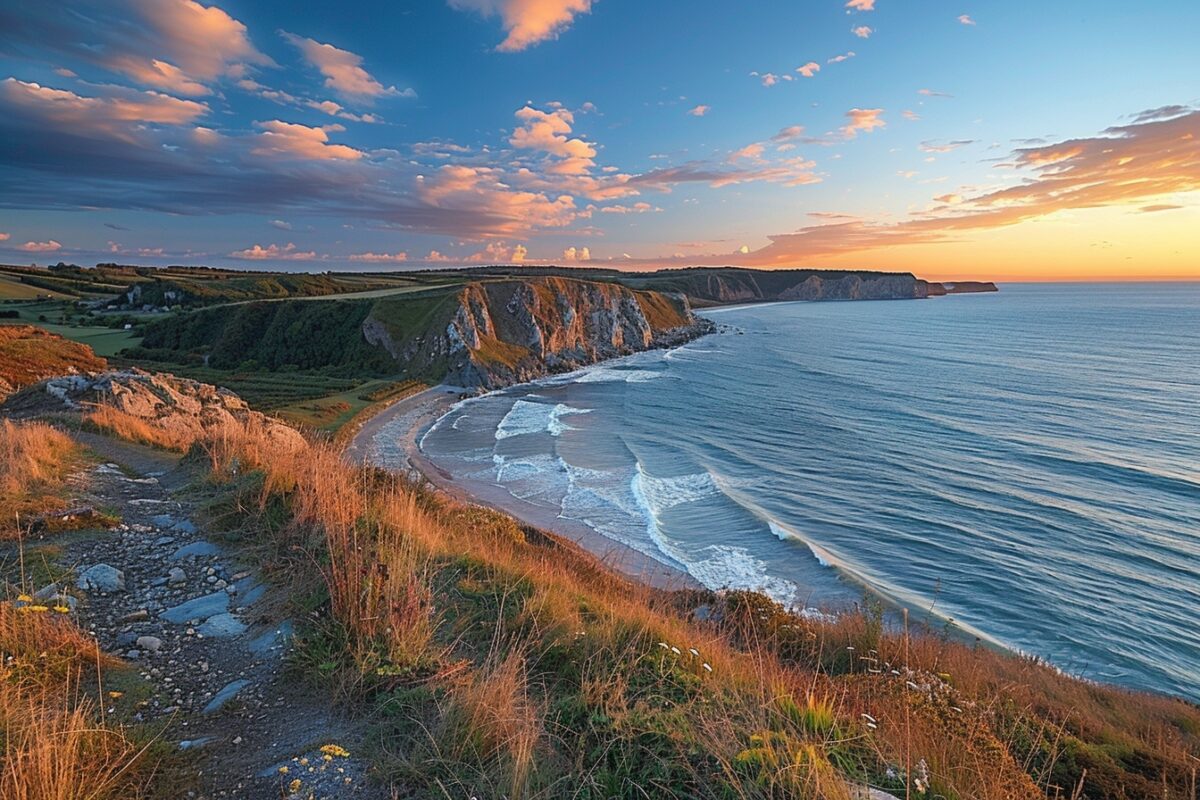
[
  {"xmin": 74, "ymin": 391, "xmax": 1200, "ymax": 798},
  {"xmin": 84, "ymin": 405, "xmax": 194, "ymax": 452},
  {"xmin": 0, "ymin": 326, "xmax": 107, "ymax": 391},
  {"xmin": 0, "ymin": 602, "xmax": 154, "ymax": 800},
  {"xmin": 0, "ymin": 419, "xmax": 80, "ymax": 539}
]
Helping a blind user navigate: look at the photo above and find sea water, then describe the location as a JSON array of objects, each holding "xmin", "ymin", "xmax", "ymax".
[{"xmin": 387, "ymin": 283, "xmax": 1200, "ymax": 700}]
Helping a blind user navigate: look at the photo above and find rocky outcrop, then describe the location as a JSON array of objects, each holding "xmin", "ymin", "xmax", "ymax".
[
  {"xmin": 364, "ymin": 277, "xmax": 713, "ymax": 390},
  {"xmin": 778, "ymin": 274, "xmax": 930, "ymax": 301},
  {"xmin": 0, "ymin": 325, "xmax": 108, "ymax": 402},
  {"xmin": 2, "ymin": 369, "xmax": 306, "ymax": 451}
]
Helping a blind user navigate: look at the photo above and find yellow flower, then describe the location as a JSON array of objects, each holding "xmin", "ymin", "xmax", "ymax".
[
  {"xmin": 278, "ymin": 766, "xmax": 289, "ymax": 774},
  {"xmin": 108, "ymin": 691, "xmax": 124, "ymax": 699},
  {"xmin": 288, "ymin": 778, "xmax": 302, "ymax": 793},
  {"xmin": 298, "ymin": 758, "xmax": 308, "ymax": 766},
  {"xmin": 17, "ymin": 594, "xmax": 32, "ymax": 602},
  {"xmin": 53, "ymin": 606, "xmax": 71, "ymax": 614},
  {"xmin": 323, "ymin": 754, "xmax": 332, "ymax": 762},
  {"xmin": 319, "ymin": 743, "xmax": 349, "ymax": 758},
  {"xmin": 27, "ymin": 605, "xmax": 49, "ymax": 612}
]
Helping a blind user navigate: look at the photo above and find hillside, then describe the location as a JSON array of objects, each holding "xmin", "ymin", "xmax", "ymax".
[
  {"xmin": 0, "ymin": 325, "xmax": 107, "ymax": 401},
  {"xmin": 133, "ymin": 277, "xmax": 711, "ymax": 389},
  {"xmin": 2, "ymin": 373, "xmax": 1197, "ymax": 799}
]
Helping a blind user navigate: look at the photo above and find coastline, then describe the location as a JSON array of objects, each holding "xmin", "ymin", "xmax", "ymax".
[{"xmin": 346, "ymin": 382, "xmax": 703, "ymax": 592}]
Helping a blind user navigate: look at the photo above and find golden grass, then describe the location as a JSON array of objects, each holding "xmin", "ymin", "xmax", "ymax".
[
  {"xmin": 77, "ymin": 391, "xmax": 1200, "ymax": 798},
  {"xmin": 0, "ymin": 420, "xmax": 79, "ymax": 539},
  {"xmin": 0, "ymin": 326, "xmax": 107, "ymax": 391},
  {"xmin": 83, "ymin": 405, "xmax": 195, "ymax": 452},
  {"xmin": 0, "ymin": 603, "xmax": 154, "ymax": 800}
]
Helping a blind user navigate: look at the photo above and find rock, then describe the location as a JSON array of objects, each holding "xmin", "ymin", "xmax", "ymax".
[
  {"xmin": 115, "ymin": 631, "xmax": 138, "ymax": 647},
  {"xmin": 179, "ymin": 737, "xmax": 215, "ymax": 751},
  {"xmin": 152, "ymin": 514, "xmax": 178, "ymax": 528},
  {"xmin": 136, "ymin": 635, "xmax": 163, "ymax": 652},
  {"xmin": 248, "ymin": 621, "xmax": 294, "ymax": 656},
  {"xmin": 170, "ymin": 541, "xmax": 221, "ymax": 561},
  {"xmin": 122, "ymin": 609, "xmax": 150, "ymax": 622},
  {"xmin": 203, "ymin": 679, "xmax": 251, "ymax": 715},
  {"xmin": 167, "ymin": 567, "xmax": 187, "ymax": 585},
  {"xmin": 197, "ymin": 612, "xmax": 247, "ymax": 639},
  {"xmin": 77, "ymin": 564, "xmax": 125, "ymax": 593},
  {"xmin": 32, "ymin": 582, "xmax": 61, "ymax": 601},
  {"xmin": 153, "ymin": 536, "xmax": 176, "ymax": 547},
  {"xmin": 160, "ymin": 591, "xmax": 229, "ymax": 624},
  {"xmin": 171, "ymin": 520, "xmax": 198, "ymax": 534}
]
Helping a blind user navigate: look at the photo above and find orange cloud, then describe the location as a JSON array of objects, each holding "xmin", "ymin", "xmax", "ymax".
[
  {"xmin": 0, "ymin": 233, "xmax": 9, "ymax": 241},
  {"xmin": 852, "ymin": 26, "xmax": 873, "ymax": 38},
  {"xmin": 958, "ymin": 14, "xmax": 976, "ymax": 25},
  {"xmin": 846, "ymin": 0, "xmax": 875, "ymax": 10},
  {"xmin": 282, "ymin": 33, "xmax": 413, "ymax": 102},
  {"xmin": 841, "ymin": 108, "xmax": 886, "ymax": 138},
  {"xmin": 796, "ymin": 62, "xmax": 821, "ymax": 77},
  {"xmin": 688, "ymin": 104, "xmax": 710, "ymax": 116},
  {"xmin": 418, "ymin": 164, "xmax": 579, "ymax": 235},
  {"xmin": 0, "ymin": 79, "xmax": 208, "ymax": 131},
  {"xmin": 251, "ymin": 120, "xmax": 364, "ymax": 161},
  {"xmin": 19, "ymin": 240, "xmax": 62, "ymax": 253},
  {"xmin": 449, "ymin": 0, "xmax": 593, "ymax": 51},
  {"xmin": 230, "ymin": 242, "xmax": 317, "ymax": 260}
]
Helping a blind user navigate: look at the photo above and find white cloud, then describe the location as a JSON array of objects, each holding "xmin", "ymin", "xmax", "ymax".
[
  {"xmin": 958, "ymin": 14, "xmax": 976, "ymax": 25},
  {"xmin": 688, "ymin": 104, "xmax": 710, "ymax": 117},
  {"xmin": 852, "ymin": 26, "xmax": 873, "ymax": 38},
  {"xmin": 827, "ymin": 51, "xmax": 856, "ymax": 64},
  {"xmin": 348, "ymin": 251, "xmax": 408, "ymax": 262},
  {"xmin": 270, "ymin": 219, "xmax": 292, "ymax": 230}
]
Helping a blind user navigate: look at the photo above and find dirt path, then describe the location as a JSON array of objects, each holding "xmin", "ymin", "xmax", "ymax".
[{"xmin": 26, "ymin": 433, "xmax": 386, "ymax": 799}]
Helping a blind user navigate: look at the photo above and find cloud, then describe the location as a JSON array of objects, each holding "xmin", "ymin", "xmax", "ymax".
[
  {"xmin": 919, "ymin": 139, "xmax": 975, "ymax": 153},
  {"xmin": 957, "ymin": 14, "xmax": 976, "ymax": 25},
  {"xmin": 251, "ymin": 120, "xmax": 364, "ymax": 161},
  {"xmin": 448, "ymin": 0, "xmax": 593, "ymax": 51},
  {"xmin": 512, "ymin": 243, "xmax": 527, "ymax": 262},
  {"xmin": 281, "ymin": 32, "xmax": 413, "ymax": 103},
  {"xmin": 731, "ymin": 143, "xmax": 766, "ymax": 161},
  {"xmin": 754, "ymin": 72, "xmax": 793, "ymax": 87},
  {"xmin": 230, "ymin": 242, "xmax": 317, "ymax": 260},
  {"xmin": 348, "ymin": 251, "xmax": 408, "ymax": 262},
  {"xmin": 933, "ymin": 193, "xmax": 963, "ymax": 204},
  {"xmin": 562, "ymin": 245, "xmax": 590, "ymax": 261},
  {"xmin": 1139, "ymin": 204, "xmax": 1182, "ymax": 213},
  {"xmin": 688, "ymin": 104, "xmax": 710, "ymax": 117},
  {"xmin": 852, "ymin": 26, "xmax": 873, "ymax": 38},
  {"xmin": 796, "ymin": 62, "xmax": 821, "ymax": 78},
  {"xmin": 0, "ymin": 79, "xmax": 208, "ymax": 131},
  {"xmin": 0, "ymin": 0, "xmax": 272, "ymax": 97},
  {"xmin": 19, "ymin": 240, "xmax": 62, "ymax": 253},
  {"xmin": 418, "ymin": 164, "xmax": 579, "ymax": 235},
  {"xmin": 841, "ymin": 108, "xmax": 886, "ymax": 138},
  {"xmin": 846, "ymin": 0, "xmax": 875, "ymax": 10},
  {"xmin": 827, "ymin": 52, "xmax": 856, "ymax": 64},
  {"xmin": 1131, "ymin": 105, "xmax": 1191, "ymax": 123},
  {"xmin": 599, "ymin": 202, "xmax": 658, "ymax": 214},
  {"xmin": 902, "ymin": 110, "xmax": 921, "ymax": 121},
  {"xmin": 0, "ymin": 233, "xmax": 8, "ymax": 241},
  {"xmin": 270, "ymin": 219, "xmax": 292, "ymax": 230},
  {"xmin": 918, "ymin": 88, "xmax": 953, "ymax": 98},
  {"xmin": 631, "ymin": 156, "xmax": 821, "ymax": 190},
  {"xmin": 738, "ymin": 107, "xmax": 1200, "ymax": 262}
]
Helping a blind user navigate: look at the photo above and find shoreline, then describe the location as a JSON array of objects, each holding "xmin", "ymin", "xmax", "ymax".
[{"xmin": 346, "ymin": 381, "xmax": 703, "ymax": 592}]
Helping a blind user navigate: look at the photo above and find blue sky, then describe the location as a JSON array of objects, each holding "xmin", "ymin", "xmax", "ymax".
[{"xmin": 0, "ymin": 0, "xmax": 1197, "ymax": 279}]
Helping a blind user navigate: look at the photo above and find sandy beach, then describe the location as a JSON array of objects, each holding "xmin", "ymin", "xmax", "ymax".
[{"xmin": 346, "ymin": 385, "xmax": 702, "ymax": 592}]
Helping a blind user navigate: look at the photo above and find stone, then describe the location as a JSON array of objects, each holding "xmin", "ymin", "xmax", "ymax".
[
  {"xmin": 77, "ymin": 564, "xmax": 125, "ymax": 592},
  {"xmin": 248, "ymin": 621, "xmax": 294, "ymax": 656},
  {"xmin": 152, "ymin": 514, "xmax": 177, "ymax": 528},
  {"xmin": 171, "ymin": 520, "xmax": 198, "ymax": 535},
  {"xmin": 179, "ymin": 737, "xmax": 214, "ymax": 751},
  {"xmin": 167, "ymin": 567, "xmax": 187, "ymax": 585},
  {"xmin": 136, "ymin": 635, "xmax": 163, "ymax": 652},
  {"xmin": 170, "ymin": 541, "xmax": 220, "ymax": 561},
  {"xmin": 160, "ymin": 591, "xmax": 229, "ymax": 624},
  {"xmin": 197, "ymin": 613, "xmax": 247, "ymax": 639},
  {"xmin": 203, "ymin": 679, "xmax": 250, "ymax": 715},
  {"xmin": 122, "ymin": 609, "xmax": 150, "ymax": 623}
]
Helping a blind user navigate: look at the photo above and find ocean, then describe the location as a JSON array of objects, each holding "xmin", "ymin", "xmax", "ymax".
[{"xmin": 383, "ymin": 283, "xmax": 1200, "ymax": 701}]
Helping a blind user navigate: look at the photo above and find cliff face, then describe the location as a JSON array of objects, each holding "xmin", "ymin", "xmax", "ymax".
[
  {"xmin": 777, "ymin": 274, "xmax": 931, "ymax": 301},
  {"xmin": 624, "ymin": 268, "xmax": 946, "ymax": 306},
  {"xmin": 364, "ymin": 277, "xmax": 712, "ymax": 389}
]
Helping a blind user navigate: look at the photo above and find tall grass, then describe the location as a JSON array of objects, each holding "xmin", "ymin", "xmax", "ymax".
[
  {"xmin": 74, "ymin": 390, "xmax": 1200, "ymax": 798},
  {"xmin": 0, "ymin": 419, "xmax": 78, "ymax": 539}
]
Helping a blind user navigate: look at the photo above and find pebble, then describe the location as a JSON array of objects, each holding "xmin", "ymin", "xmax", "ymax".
[{"xmin": 168, "ymin": 567, "xmax": 187, "ymax": 585}]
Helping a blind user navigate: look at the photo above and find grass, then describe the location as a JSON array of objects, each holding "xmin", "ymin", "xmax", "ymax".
[
  {"xmin": 15, "ymin": 379, "xmax": 1200, "ymax": 798},
  {"xmin": 0, "ymin": 326, "xmax": 107, "ymax": 390},
  {"xmin": 0, "ymin": 420, "xmax": 81, "ymax": 539}
]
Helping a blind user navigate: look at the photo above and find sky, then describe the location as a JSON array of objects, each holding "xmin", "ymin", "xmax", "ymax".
[{"xmin": 0, "ymin": 0, "xmax": 1197, "ymax": 281}]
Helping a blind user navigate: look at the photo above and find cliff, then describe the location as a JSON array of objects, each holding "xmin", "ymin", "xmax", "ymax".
[
  {"xmin": 618, "ymin": 268, "xmax": 949, "ymax": 305},
  {"xmin": 364, "ymin": 277, "xmax": 712, "ymax": 389}
]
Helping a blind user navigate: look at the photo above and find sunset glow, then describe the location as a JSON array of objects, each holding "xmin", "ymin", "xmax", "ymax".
[{"xmin": 0, "ymin": 0, "xmax": 1196, "ymax": 279}]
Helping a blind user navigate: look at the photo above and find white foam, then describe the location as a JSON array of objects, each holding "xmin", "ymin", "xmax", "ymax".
[
  {"xmin": 767, "ymin": 519, "xmax": 834, "ymax": 568},
  {"xmin": 686, "ymin": 545, "xmax": 800, "ymax": 607},
  {"xmin": 495, "ymin": 400, "xmax": 591, "ymax": 440},
  {"xmin": 573, "ymin": 368, "xmax": 663, "ymax": 384}
]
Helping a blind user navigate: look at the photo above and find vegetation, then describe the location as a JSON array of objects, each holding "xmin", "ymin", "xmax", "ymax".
[
  {"xmin": 0, "ymin": 326, "xmax": 107, "ymax": 391},
  {"xmin": 0, "ymin": 421, "xmax": 81, "ymax": 539},
  {"xmin": 77, "ymin": 398, "xmax": 1200, "ymax": 799}
]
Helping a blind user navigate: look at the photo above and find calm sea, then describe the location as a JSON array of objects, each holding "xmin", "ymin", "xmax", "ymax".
[{"xmin": 387, "ymin": 283, "xmax": 1200, "ymax": 700}]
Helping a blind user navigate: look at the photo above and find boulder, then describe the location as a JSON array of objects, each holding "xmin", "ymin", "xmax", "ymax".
[{"xmin": 77, "ymin": 564, "xmax": 125, "ymax": 593}]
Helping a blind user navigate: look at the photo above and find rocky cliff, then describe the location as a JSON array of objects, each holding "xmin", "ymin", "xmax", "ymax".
[
  {"xmin": 363, "ymin": 277, "xmax": 712, "ymax": 389},
  {"xmin": 620, "ymin": 268, "xmax": 953, "ymax": 305}
]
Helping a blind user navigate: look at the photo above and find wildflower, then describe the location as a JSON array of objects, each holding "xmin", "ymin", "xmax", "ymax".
[
  {"xmin": 950, "ymin": 706, "xmax": 964, "ymax": 713},
  {"xmin": 288, "ymin": 778, "xmax": 302, "ymax": 793},
  {"xmin": 320, "ymin": 743, "xmax": 350, "ymax": 758},
  {"xmin": 108, "ymin": 691, "xmax": 124, "ymax": 699},
  {"xmin": 688, "ymin": 648, "xmax": 699, "ymax": 657},
  {"xmin": 27, "ymin": 605, "xmax": 49, "ymax": 612},
  {"xmin": 298, "ymin": 758, "xmax": 309, "ymax": 766},
  {"xmin": 278, "ymin": 766, "xmax": 289, "ymax": 774},
  {"xmin": 323, "ymin": 754, "xmax": 333, "ymax": 762},
  {"xmin": 17, "ymin": 594, "xmax": 32, "ymax": 602},
  {"xmin": 906, "ymin": 680, "xmax": 919, "ymax": 690},
  {"xmin": 657, "ymin": 642, "xmax": 668, "ymax": 649},
  {"xmin": 860, "ymin": 713, "xmax": 876, "ymax": 723},
  {"xmin": 702, "ymin": 663, "xmax": 712, "ymax": 672},
  {"xmin": 53, "ymin": 605, "xmax": 71, "ymax": 613},
  {"xmin": 670, "ymin": 646, "xmax": 681, "ymax": 655}
]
